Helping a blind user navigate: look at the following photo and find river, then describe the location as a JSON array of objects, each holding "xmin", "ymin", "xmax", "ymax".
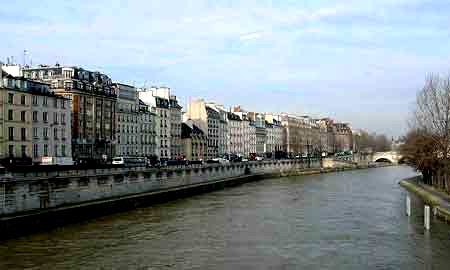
[{"xmin": 1, "ymin": 166, "xmax": 450, "ymax": 269}]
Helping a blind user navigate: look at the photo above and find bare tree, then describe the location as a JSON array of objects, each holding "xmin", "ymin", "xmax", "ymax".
[{"xmin": 405, "ymin": 73, "xmax": 450, "ymax": 191}]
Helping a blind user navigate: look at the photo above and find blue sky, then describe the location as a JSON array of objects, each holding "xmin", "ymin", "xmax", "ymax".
[{"xmin": 2, "ymin": 0, "xmax": 450, "ymax": 137}]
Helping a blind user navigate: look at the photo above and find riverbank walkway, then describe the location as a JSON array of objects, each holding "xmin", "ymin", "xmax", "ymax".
[{"xmin": 400, "ymin": 177, "xmax": 450, "ymax": 222}]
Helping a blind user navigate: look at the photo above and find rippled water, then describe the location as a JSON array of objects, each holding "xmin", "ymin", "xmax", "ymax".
[{"xmin": 1, "ymin": 166, "xmax": 450, "ymax": 269}]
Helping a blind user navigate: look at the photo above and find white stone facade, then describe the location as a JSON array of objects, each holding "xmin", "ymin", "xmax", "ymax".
[{"xmin": 138, "ymin": 87, "xmax": 177, "ymax": 160}]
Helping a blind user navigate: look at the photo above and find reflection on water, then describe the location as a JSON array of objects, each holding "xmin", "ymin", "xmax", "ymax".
[{"xmin": 1, "ymin": 166, "xmax": 450, "ymax": 269}]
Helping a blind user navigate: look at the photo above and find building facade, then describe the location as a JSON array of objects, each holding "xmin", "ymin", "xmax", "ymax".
[
  {"xmin": 334, "ymin": 122, "xmax": 353, "ymax": 152},
  {"xmin": 138, "ymin": 100, "xmax": 158, "ymax": 158},
  {"xmin": 0, "ymin": 69, "xmax": 72, "ymax": 165},
  {"xmin": 227, "ymin": 112, "xmax": 243, "ymax": 155},
  {"xmin": 205, "ymin": 103, "xmax": 228, "ymax": 157},
  {"xmin": 169, "ymin": 95, "xmax": 183, "ymax": 159},
  {"xmin": 138, "ymin": 86, "xmax": 182, "ymax": 160},
  {"xmin": 114, "ymin": 83, "xmax": 140, "ymax": 157},
  {"xmin": 0, "ymin": 72, "xmax": 33, "ymax": 163},
  {"xmin": 264, "ymin": 114, "xmax": 284, "ymax": 156},
  {"xmin": 22, "ymin": 65, "xmax": 117, "ymax": 163},
  {"xmin": 185, "ymin": 99, "xmax": 223, "ymax": 159},
  {"xmin": 181, "ymin": 121, "xmax": 207, "ymax": 161},
  {"xmin": 280, "ymin": 114, "xmax": 303, "ymax": 156},
  {"xmin": 31, "ymin": 90, "xmax": 72, "ymax": 165}
]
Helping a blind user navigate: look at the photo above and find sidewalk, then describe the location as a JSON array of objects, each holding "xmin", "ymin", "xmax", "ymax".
[{"xmin": 399, "ymin": 177, "xmax": 450, "ymax": 222}]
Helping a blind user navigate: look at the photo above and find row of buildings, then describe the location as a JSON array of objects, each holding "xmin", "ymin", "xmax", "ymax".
[{"xmin": 0, "ymin": 62, "xmax": 353, "ymax": 165}]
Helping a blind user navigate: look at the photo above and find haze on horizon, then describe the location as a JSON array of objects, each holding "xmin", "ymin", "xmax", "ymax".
[{"xmin": 1, "ymin": 0, "xmax": 449, "ymax": 138}]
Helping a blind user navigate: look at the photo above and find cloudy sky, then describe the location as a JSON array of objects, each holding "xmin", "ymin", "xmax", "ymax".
[{"xmin": 1, "ymin": 0, "xmax": 450, "ymax": 137}]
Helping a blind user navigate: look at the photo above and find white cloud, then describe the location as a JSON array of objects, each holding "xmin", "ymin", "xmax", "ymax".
[{"xmin": 239, "ymin": 32, "xmax": 263, "ymax": 41}]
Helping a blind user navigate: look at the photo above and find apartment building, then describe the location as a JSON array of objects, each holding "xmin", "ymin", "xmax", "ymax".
[
  {"xmin": 31, "ymin": 89, "xmax": 72, "ymax": 165},
  {"xmin": 139, "ymin": 87, "xmax": 177, "ymax": 160},
  {"xmin": 0, "ymin": 69, "xmax": 72, "ymax": 165},
  {"xmin": 334, "ymin": 122, "xmax": 353, "ymax": 152},
  {"xmin": 138, "ymin": 100, "xmax": 158, "ymax": 158},
  {"xmin": 264, "ymin": 114, "xmax": 284, "ymax": 156},
  {"xmin": 205, "ymin": 102, "xmax": 228, "ymax": 157},
  {"xmin": 114, "ymin": 83, "xmax": 141, "ymax": 157},
  {"xmin": 226, "ymin": 112, "xmax": 243, "ymax": 155},
  {"xmin": 22, "ymin": 65, "xmax": 117, "ymax": 162},
  {"xmin": 181, "ymin": 121, "xmax": 207, "ymax": 161},
  {"xmin": 185, "ymin": 99, "xmax": 225, "ymax": 159}
]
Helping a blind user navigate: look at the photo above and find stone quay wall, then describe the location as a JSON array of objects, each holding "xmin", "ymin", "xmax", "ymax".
[{"xmin": 0, "ymin": 159, "xmax": 321, "ymax": 217}]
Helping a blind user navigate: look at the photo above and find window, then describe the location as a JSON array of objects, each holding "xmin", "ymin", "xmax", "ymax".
[
  {"xmin": 61, "ymin": 145, "xmax": 66, "ymax": 157},
  {"xmin": 33, "ymin": 127, "xmax": 38, "ymax": 138},
  {"xmin": 9, "ymin": 145, "xmax": 14, "ymax": 157},
  {"xmin": 54, "ymin": 128, "xmax": 58, "ymax": 139},
  {"xmin": 61, "ymin": 127, "xmax": 65, "ymax": 139},
  {"xmin": 54, "ymin": 145, "xmax": 58, "ymax": 157},
  {"xmin": 61, "ymin": 113, "xmax": 66, "ymax": 124},
  {"xmin": 63, "ymin": 70, "xmax": 72, "ymax": 78},
  {"xmin": 33, "ymin": 144, "xmax": 38, "ymax": 158},
  {"xmin": 44, "ymin": 144, "xmax": 48, "ymax": 156},
  {"xmin": 43, "ymin": 112, "xmax": 48, "ymax": 123},
  {"xmin": 32, "ymin": 96, "xmax": 38, "ymax": 105},
  {"xmin": 43, "ymin": 127, "xmax": 48, "ymax": 139},
  {"xmin": 21, "ymin": 128, "xmax": 26, "ymax": 141},
  {"xmin": 43, "ymin": 96, "xmax": 48, "ymax": 106},
  {"xmin": 53, "ymin": 112, "xmax": 58, "ymax": 124},
  {"xmin": 53, "ymin": 98, "xmax": 58, "ymax": 108},
  {"xmin": 20, "ymin": 95, "xmax": 26, "ymax": 105},
  {"xmin": 8, "ymin": 110, "xmax": 13, "ymax": 121},
  {"xmin": 61, "ymin": 99, "xmax": 66, "ymax": 109},
  {"xmin": 21, "ymin": 111, "xmax": 26, "ymax": 122},
  {"xmin": 8, "ymin": 127, "xmax": 14, "ymax": 141},
  {"xmin": 21, "ymin": 145, "xmax": 26, "ymax": 157},
  {"xmin": 8, "ymin": 93, "xmax": 13, "ymax": 104},
  {"xmin": 32, "ymin": 111, "xmax": 38, "ymax": 122}
]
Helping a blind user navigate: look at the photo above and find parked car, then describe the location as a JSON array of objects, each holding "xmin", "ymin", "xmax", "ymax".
[
  {"xmin": 255, "ymin": 156, "xmax": 264, "ymax": 161},
  {"xmin": 213, "ymin": 158, "xmax": 230, "ymax": 164},
  {"xmin": 112, "ymin": 157, "xmax": 146, "ymax": 167}
]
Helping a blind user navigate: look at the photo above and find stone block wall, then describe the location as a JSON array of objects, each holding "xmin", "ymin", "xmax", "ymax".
[{"xmin": 0, "ymin": 159, "xmax": 320, "ymax": 216}]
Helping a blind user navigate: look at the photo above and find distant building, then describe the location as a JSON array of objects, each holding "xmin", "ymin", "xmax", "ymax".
[
  {"xmin": 279, "ymin": 114, "xmax": 303, "ymax": 156},
  {"xmin": 205, "ymin": 102, "xmax": 228, "ymax": 157},
  {"xmin": 334, "ymin": 122, "xmax": 353, "ymax": 152},
  {"xmin": 317, "ymin": 118, "xmax": 336, "ymax": 154},
  {"xmin": 22, "ymin": 65, "xmax": 117, "ymax": 162},
  {"xmin": 114, "ymin": 83, "xmax": 140, "ymax": 157},
  {"xmin": 231, "ymin": 106, "xmax": 256, "ymax": 157},
  {"xmin": 114, "ymin": 83, "xmax": 157, "ymax": 158},
  {"xmin": 247, "ymin": 112, "xmax": 267, "ymax": 155},
  {"xmin": 0, "ymin": 69, "xmax": 72, "ymax": 165},
  {"xmin": 138, "ymin": 86, "xmax": 182, "ymax": 159},
  {"xmin": 264, "ymin": 114, "xmax": 284, "ymax": 156},
  {"xmin": 181, "ymin": 121, "xmax": 207, "ymax": 161},
  {"xmin": 186, "ymin": 99, "xmax": 224, "ymax": 159},
  {"xmin": 227, "ymin": 112, "xmax": 243, "ymax": 155},
  {"xmin": 138, "ymin": 100, "xmax": 158, "ymax": 158}
]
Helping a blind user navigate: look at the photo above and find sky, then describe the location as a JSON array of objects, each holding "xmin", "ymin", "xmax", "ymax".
[{"xmin": 1, "ymin": 0, "xmax": 450, "ymax": 137}]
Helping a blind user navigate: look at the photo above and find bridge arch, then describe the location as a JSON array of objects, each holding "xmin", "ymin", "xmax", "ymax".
[
  {"xmin": 372, "ymin": 151, "xmax": 401, "ymax": 164},
  {"xmin": 374, "ymin": 157, "xmax": 393, "ymax": 163}
]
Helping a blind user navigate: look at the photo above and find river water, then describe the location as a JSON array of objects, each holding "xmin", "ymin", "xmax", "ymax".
[{"xmin": 1, "ymin": 166, "xmax": 450, "ymax": 269}]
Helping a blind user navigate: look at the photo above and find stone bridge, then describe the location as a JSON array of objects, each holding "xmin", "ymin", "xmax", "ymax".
[{"xmin": 372, "ymin": 151, "xmax": 402, "ymax": 163}]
